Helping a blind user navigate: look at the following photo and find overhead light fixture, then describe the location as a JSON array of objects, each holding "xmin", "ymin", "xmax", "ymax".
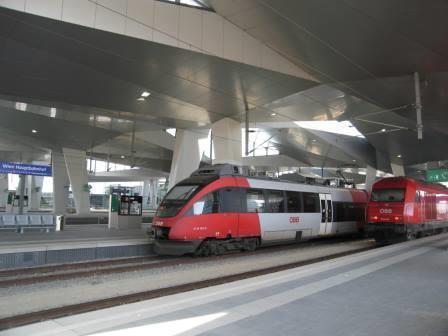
[
  {"xmin": 141, "ymin": 91, "xmax": 150, "ymax": 98},
  {"xmin": 312, "ymin": 139, "xmax": 317, "ymax": 142},
  {"xmin": 381, "ymin": 128, "xmax": 386, "ymax": 132},
  {"xmin": 271, "ymin": 113, "xmax": 277, "ymax": 116},
  {"xmin": 120, "ymin": 155, "xmax": 125, "ymax": 159},
  {"xmin": 397, "ymin": 154, "xmax": 402, "ymax": 158},
  {"xmin": 32, "ymin": 129, "xmax": 37, "ymax": 133},
  {"xmin": 50, "ymin": 107, "xmax": 57, "ymax": 118},
  {"xmin": 137, "ymin": 97, "xmax": 145, "ymax": 101},
  {"xmin": 352, "ymin": 159, "xmax": 356, "ymax": 162}
]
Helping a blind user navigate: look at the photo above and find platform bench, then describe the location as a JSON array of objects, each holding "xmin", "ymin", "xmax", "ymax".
[{"xmin": 0, "ymin": 214, "xmax": 57, "ymax": 233}]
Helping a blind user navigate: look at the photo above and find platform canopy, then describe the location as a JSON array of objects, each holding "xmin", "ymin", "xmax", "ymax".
[{"xmin": 0, "ymin": 1, "xmax": 447, "ymax": 176}]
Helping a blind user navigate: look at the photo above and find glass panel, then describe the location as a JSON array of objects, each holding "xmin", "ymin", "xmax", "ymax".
[
  {"xmin": 219, "ymin": 188, "xmax": 242, "ymax": 213},
  {"xmin": 371, "ymin": 189, "xmax": 405, "ymax": 202},
  {"xmin": 192, "ymin": 192, "xmax": 219, "ymax": 215},
  {"xmin": 286, "ymin": 191, "xmax": 303, "ymax": 212},
  {"xmin": 303, "ymin": 192, "xmax": 320, "ymax": 213},
  {"xmin": 266, "ymin": 190, "xmax": 285, "ymax": 213},
  {"xmin": 246, "ymin": 189, "xmax": 265, "ymax": 213},
  {"xmin": 165, "ymin": 185, "xmax": 199, "ymax": 200}
]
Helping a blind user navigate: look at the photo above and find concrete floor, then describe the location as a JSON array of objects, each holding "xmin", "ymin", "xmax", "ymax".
[{"xmin": 3, "ymin": 233, "xmax": 448, "ymax": 336}]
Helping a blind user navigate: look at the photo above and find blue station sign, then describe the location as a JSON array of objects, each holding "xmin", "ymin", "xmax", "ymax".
[{"xmin": 0, "ymin": 162, "xmax": 52, "ymax": 176}]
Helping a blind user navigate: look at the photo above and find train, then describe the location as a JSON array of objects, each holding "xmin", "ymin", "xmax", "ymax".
[
  {"xmin": 367, "ymin": 176, "xmax": 448, "ymax": 242},
  {"xmin": 151, "ymin": 164, "xmax": 368, "ymax": 256}
]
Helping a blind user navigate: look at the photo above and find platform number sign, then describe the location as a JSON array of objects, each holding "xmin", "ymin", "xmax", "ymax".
[{"xmin": 426, "ymin": 169, "xmax": 448, "ymax": 183}]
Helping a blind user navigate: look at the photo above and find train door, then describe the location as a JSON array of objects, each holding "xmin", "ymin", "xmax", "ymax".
[{"xmin": 319, "ymin": 193, "xmax": 333, "ymax": 235}]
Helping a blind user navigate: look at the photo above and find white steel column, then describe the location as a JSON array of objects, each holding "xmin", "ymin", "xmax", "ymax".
[
  {"xmin": 168, "ymin": 129, "xmax": 202, "ymax": 190},
  {"xmin": 211, "ymin": 118, "xmax": 242, "ymax": 165},
  {"xmin": 142, "ymin": 180, "xmax": 150, "ymax": 209},
  {"xmin": 391, "ymin": 162, "xmax": 405, "ymax": 177},
  {"xmin": 364, "ymin": 165, "xmax": 377, "ymax": 191},
  {"xmin": 149, "ymin": 178, "xmax": 159, "ymax": 209},
  {"xmin": 28, "ymin": 175, "xmax": 44, "ymax": 211},
  {"xmin": 0, "ymin": 174, "xmax": 8, "ymax": 209},
  {"xmin": 63, "ymin": 148, "xmax": 91, "ymax": 214},
  {"xmin": 52, "ymin": 151, "xmax": 69, "ymax": 215}
]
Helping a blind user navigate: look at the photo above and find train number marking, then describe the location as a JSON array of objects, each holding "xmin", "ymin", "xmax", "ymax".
[
  {"xmin": 289, "ymin": 216, "xmax": 300, "ymax": 223},
  {"xmin": 193, "ymin": 226, "xmax": 208, "ymax": 231}
]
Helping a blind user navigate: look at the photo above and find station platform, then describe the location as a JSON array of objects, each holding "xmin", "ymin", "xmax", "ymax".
[
  {"xmin": 0, "ymin": 224, "xmax": 152, "ymax": 269},
  {"xmin": 4, "ymin": 233, "xmax": 448, "ymax": 336}
]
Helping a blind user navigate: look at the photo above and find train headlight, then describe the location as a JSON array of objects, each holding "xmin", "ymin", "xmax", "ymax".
[
  {"xmin": 394, "ymin": 216, "xmax": 400, "ymax": 221},
  {"xmin": 372, "ymin": 216, "xmax": 378, "ymax": 220}
]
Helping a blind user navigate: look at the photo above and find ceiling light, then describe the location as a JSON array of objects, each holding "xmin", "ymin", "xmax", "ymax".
[
  {"xmin": 32, "ymin": 129, "xmax": 37, "ymax": 133},
  {"xmin": 352, "ymin": 159, "xmax": 356, "ymax": 162},
  {"xmin": 50, "ymin": 107, "xmax": 57, "ymax": 118},
  {"xmin": 312, "ymin": 139, "xmax": 317, "ymax": 142},
  {"xmin": 381, "ymin": 128, "xmax": 386, "ymax": 132},
  {"xmin": 137, "ymin": 97, "xmax": 145, "ymax": 101},
  {"xmin": 271, "ymin": 113, "xmax": 277, "ymax": 116},
  {"xmin": 397, "ymin": 154, "xmax": 402, "ymax": 158},
  {"xmin": 120, "ymin": 155, "xmax": 125, "ymax": 159},
  {"xmin": 141, "ymin": 91, "xmax": 150, "ymax": 98}
]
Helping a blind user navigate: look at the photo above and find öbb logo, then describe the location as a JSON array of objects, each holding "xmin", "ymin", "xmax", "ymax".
[
  {"xmin": 379, "ymin": 208, "xmax": 392, "ymax": 214},
  {"xmin": 289, "ymin": 216, "xmax": 300, "ymax": 223}
]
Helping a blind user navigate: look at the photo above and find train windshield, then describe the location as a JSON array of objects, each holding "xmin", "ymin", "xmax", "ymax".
[
  {"xmin": 165, "ymin": 185, "xmax": 199, "ymax": 200},
  {"xmin": 156, "ymin": 185, "xmax": 200, "ymax": 218},
  {"xmin": 370, "ymin": 189, "xmax": 405, "ymax": 202}
]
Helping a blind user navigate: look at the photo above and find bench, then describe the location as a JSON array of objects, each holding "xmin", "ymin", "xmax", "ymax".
[{"xmin": 0, "ymin": 214, "xmax": 59, "ymax": 233}]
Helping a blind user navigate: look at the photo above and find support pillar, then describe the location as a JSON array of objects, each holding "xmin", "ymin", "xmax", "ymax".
[
  {"xmin": 0, "ymin": 174, "xmax": 8, "ymax": 209},
  {"xmin": 149, "ymin": 178, "xmax": 159, "ymax": 209},
  {"xmin": 364, "ymin": 165, "xmax": 377, "ymax": 191},
  {"xmin": 211, "ymin": 118, "xmax": 242, "ymax": 165},
  {"xmin": 17, "ymin": 174, "xmax": 26, "ymax": 214},
  {"xmin": 168, "ymin": 129, "xmax": 202, "ymax": 190},
  {"xmin": 391, "ymin": 162, "xmax": 405, "ymax": 177},
  {"xmin": 142, "ymin": 180, "xmax": 150, "ymax": 209},
  {"xmin": 52, "ymin": 151, "xmax": 69, "ymax": 215},
  {"xmin": 63, "ymin": 148, "xmax": 91, "ymax": 215},
  {"xmin": 28, "ymin": 175, "xmax": 44, "ymax": 211}
]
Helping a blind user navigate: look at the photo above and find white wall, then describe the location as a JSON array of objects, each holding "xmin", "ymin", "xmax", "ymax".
[{"xmin": 0, "ymin": 0, "xmax": 313, "ymax": 79}]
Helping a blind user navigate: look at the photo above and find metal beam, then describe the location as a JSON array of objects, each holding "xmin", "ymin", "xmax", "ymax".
[{"xmin": 414, "ymin": 72, "xmax": 423, "ymax": 140}]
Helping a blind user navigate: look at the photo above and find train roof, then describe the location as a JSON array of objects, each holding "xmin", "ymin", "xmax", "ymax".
[
  {"xmin": 374, "ymin": 176, "xmax": 448, "ymax": 191},
  {"xmin": 190, "ymin": 164, "xmax": 365, "ymax": 193}
]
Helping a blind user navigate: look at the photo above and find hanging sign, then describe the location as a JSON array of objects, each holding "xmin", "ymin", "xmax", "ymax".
[{"xmin": 0, "ymin": 162, "xmax": 52, "ymax": 176}]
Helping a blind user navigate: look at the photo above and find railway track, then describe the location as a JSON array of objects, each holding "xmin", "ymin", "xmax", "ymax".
[
  {"xmin": 0, "ymin": 237, "xmax": 371, "ymax": 288},
  {"xmin": 0, "ymin": 238, "xmax": 375, "ymax": 330}
]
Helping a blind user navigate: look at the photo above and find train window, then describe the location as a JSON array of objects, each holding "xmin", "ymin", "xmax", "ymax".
[
  {"xmin": 219, "ymin": 188, "xmax": 243, "ymax": 213},
  {"xmin": 333, "ymin": 202, "xmax": 365, "ymax": 222},
  {"xmin": 192, "ymin": 191, "xmax": 219, "ymax": 215},
  {"xmin": 265, "ymin": 190, "xmax": 285, "ymax": 213},
  {"xmin": 371, "ymin": 189, "xmax": 405, "ymax": 202},
  {"xmin": 165, "ymin": 185, "xmax": 199, "ymax": 200},
  {"xmin": 246, "ymin": 189, "xmax": 265, "ymax": 213},
  {"xmin": 303, "ymin": 192, "xmax": 320, "ymax": 213},
  {"xmin": 286, "ymin": 191, "xmax": 303, "ymax": 212}
]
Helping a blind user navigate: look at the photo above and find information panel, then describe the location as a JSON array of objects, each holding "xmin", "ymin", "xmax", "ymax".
[
  {"xmin": 426, "ymin": 169, "xmax": 448, "ymax": 183},
  {"xmin": 0, "ymin": 162, "xmax": 52, "ymax": 176}
]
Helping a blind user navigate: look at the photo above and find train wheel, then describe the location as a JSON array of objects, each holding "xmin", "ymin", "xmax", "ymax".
[
  {"xmin": 242, "ymin": 238, "xmax": 259, "ymax": 252},
  {"xmin": 194, "ymin": 240, "xmax": 217, "ymax": 257},
  {"xmin": 406, "ymin": 231, "xmax": 416, "ymax": 241}
]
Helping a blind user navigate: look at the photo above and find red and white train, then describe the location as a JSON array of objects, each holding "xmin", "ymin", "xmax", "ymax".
[
  {"xmin": 367, "ymin": 177, "xmax": 448, "ymax": 242},
  {"xmin": 152, "ymin": 164, "xmax": 368, "ymax": 255}
]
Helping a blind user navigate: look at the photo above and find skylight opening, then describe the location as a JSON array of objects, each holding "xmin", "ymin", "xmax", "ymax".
[
  {"xmin": 166, "ymin": 128, "xmax": 177, "ymax": 137},
  {"xmin": 157, "ymin": 0, "xmax": 212, "ymax": 10},
  {"xmin": 295, "ymin": 120, "xmax": 365, "ymax": 138}
]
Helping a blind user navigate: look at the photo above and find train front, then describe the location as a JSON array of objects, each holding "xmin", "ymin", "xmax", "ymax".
[
  {"xmin": 367, "ymin": 177, "xmax": 410, "ymax": 241},
  {"xmin": 151, "ymin": 183, "xmax": 203, "ymax": 255}
]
